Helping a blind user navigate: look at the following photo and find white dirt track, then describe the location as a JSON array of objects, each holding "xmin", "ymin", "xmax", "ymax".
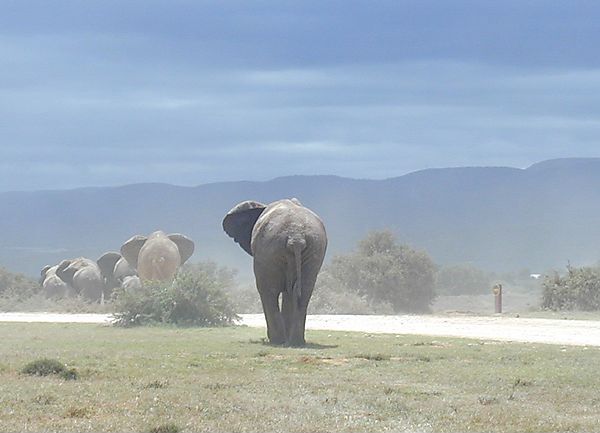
[{"xmin": 2, "ymin": 312, "xmax": 600, "ymax": 347}]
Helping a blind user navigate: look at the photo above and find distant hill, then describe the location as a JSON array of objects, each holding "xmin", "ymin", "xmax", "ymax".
[{"xmin": 2, "ymin": 158, "xmax": 600, "ymax": 278}]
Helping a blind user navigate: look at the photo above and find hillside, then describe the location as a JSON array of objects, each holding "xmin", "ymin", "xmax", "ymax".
[{"xmin": 2, "ymin": 158, "xmax": 600, "ymax": 277}]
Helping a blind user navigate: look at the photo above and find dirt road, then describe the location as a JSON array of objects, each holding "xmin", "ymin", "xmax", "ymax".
[{"xmin": 1, "ymin": 312, "xmax": 599, "ymax": 347}]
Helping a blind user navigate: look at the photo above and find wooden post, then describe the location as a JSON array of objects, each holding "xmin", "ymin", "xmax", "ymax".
[{"xmin": 493, "ymin": 284, "xmax": 502, "ymax": 314}]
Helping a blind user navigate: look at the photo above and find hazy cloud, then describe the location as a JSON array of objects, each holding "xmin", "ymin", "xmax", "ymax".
[{"xmin": 1, "ymin": 1, "xmax": 600, "ymax": 190}]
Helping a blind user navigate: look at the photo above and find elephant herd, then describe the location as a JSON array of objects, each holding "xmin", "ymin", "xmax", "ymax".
[
  {"xmin": 40, "ymin": 231, "xmax": 195, "ymax": 303},
  {"xmin": 39, "ymin": 198, "xmax": 328, "ymax": 346}
]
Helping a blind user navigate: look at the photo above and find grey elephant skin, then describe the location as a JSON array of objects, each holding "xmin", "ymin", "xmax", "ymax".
[
  {"xmin": 120, "ymin": 231, "xmax": 194, "ymax": 282},
  {"xmin": 40, "ymin": 265, "xmax": 75, "ymax": 299},
  {"xmin": 223, "ymin": 198, "xmax": 327, "ymax": 346},
  {"xmin": 55, "ymin": 257, "xmax": 108, "ymax": 302},
  {"xmin": 97, "ymin": 252, "xmax": 137, "ymax": 291}
]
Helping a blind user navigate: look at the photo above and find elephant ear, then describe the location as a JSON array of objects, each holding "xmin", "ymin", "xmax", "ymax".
[
  {"xmin": 55, "ymin": 259, "xmax": 74, "ymax": 285},
  {"xmin": 222, "ymin": 200, "xmax": 266, "ymax": 256},
  {"xmin": 120, "ymin": 235, "xmax": 147, "ymax": 269},
  {"xmin": 97, "ymin": 251, "xmax": 122, "ymax": 280},
  {"xmin": 168, "ymin": 234, "xmax": 195, "ymax": 265},
  {"xmin": 40, "ymin": 265, "xmax": 51, "ymax": 285}
]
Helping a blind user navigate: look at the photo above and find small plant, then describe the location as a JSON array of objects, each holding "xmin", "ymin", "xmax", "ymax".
[
  {"xmin": 148, "ymin": 423, "xmax": 181, "ymax": 433},
  {"xmin": 64, "ymin": 406, "xmax": 90, "ymax": 418},
  {"xmin": 144, "ymin": 379, "xmax": 168, "ymax": 389},
  {"xmin": 478, "ymin": 395, "xmax": 498, "ymax": 405},
  {"xmin": 21, "ymin": 358, "xmax": 78, "ymax": 380},
  {"xmin": 354, "ymin": 353, "xmax": 390, "ymax": 361}
]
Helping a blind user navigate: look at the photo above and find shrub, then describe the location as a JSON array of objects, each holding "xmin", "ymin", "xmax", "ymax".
[
  {"xmin": 148, "ymin": 423, "xmax": 180, "ymax": 433},
  {"xmin": 112, "ymin": 261, "xmax": 239, "ymax": 327},
  {"xmin": 323, "ymin": 230, "xmax": 437, "ymax": 313},
  {"xmin": 0, "ymin": 267, "xmax": 39, "ymax": 300},
  {"xmin": 435, "ymin": 264, "xmax": 492, "ymax": 296},
  {"xmin": 542, "ymin": 265, "xmax": 600, "ymax": 311},
  {"xmin": 21, "ymin": 358, "xmax": 78, "ymax": 380}
]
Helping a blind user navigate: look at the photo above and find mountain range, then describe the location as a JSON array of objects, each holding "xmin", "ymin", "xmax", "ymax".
[{"xmin": 2, "ymin": 158, "xmax": 600, "ymax": 278}]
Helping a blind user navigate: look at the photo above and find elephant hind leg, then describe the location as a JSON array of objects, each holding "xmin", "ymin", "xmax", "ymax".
[
  {"xmin": 281, "ymin": 291, "xmax": 294, "ymax": 340},
  {"xmin": 258, "ymin": 290, "xmax": 286, "ymax": 345}
]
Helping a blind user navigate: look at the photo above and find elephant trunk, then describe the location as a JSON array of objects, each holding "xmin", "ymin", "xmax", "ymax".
[{"xmin": 287, "ymin": 236, "xmax": 306, "ymax": 306}]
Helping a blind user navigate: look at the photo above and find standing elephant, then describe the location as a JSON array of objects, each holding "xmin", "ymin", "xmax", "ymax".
[
  {"xmin": 97, "ymin": 251, "xmax": 136, "ymax": 298},
  {"xmin": 40, "ymin": 264, "xmax": 75, "ymax": 298},
  {"xmin": 120, "ymin": 231, "xmax": 194, "ymax": 282},
  {"xmin": 55, "ymin": 257, "xmax": 108, "ymax": 302},
  {"xmin": 223, "ymin": 198, "xmax": 327, "ymax": 346}
]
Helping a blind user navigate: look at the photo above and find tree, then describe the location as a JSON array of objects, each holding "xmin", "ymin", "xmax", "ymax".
[
  {"xmin": 325, "ymin": 230, "xmax": 437, "ymax": 313},
  {"xmin": 435, "ymin": 264, "xmax": 492, "ymax": 296}
]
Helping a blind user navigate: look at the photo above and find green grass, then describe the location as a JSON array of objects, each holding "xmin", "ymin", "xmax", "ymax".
[{"xmin": 1, "ymin": 323, "xmax": 599, "ymax": 432}]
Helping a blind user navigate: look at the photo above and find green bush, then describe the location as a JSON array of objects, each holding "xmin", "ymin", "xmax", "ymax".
[
  {"xmin": 21, "ymin": 358, "xmax": 78, "ymax": 380},
  {"xmin": 112, "ymin": 262, "xmax": 239, "ymax": 327},
  {"xmin": 321, "ymin": 230, "xmax": 437, "ymax": 313},
  {"xmin": 542, "ymin": 265, "xmax": 600, "ymax": 311}
]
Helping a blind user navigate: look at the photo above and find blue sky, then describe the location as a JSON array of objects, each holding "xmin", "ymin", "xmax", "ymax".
[{"xmin": 1, "ymin": 0, "xmax": 600, "ymax": 191}]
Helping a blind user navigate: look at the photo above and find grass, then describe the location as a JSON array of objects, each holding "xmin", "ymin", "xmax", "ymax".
[{"xmin": 1, "ymin": 323, "xmax": 600, "ymax": 432}]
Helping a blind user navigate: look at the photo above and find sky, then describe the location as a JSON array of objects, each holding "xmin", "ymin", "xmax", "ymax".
[{"xmin": 1, "ymin": 0, "xmax": 600, "ymax": 191}]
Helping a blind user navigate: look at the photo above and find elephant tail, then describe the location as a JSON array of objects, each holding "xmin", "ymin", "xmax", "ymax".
[{"xmin": 287, "ymin": 236, "xmax": 306, "ymax": 305}]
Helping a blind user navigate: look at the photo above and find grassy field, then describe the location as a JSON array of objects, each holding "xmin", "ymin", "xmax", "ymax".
[{"xmin": 1, "ymin": 323, "xmax": 599, "ymax": 432}]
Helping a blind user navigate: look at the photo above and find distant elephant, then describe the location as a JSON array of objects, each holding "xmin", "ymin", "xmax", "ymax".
[
  {"xmin": 223, "ymin": 198, "xmax": 327, "ymax": 346},
  {"xmin": 121, "ymin": 275, "xmax": 142, "ymax": 292},
  {"xmin": 97, "ymin": 251, "xmax": 137, "ymax": 296},
  {"xmin": 40, "ymin": 264, "xmax": 75, "ymax": 298},
  {"xmin": 55, "ymin": 257, "xmax": 107, "ymax": 302},
  {"xmin": 120, "ymin": 231, "xmax": 194, "ymax": 282}
]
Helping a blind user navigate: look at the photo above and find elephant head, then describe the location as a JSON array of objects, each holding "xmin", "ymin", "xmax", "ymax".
[
  {"xmin": 120, "ymin": 231, "xmax": 195, "ymax": 282},
  {"xmin": 222, "ymin": 201, "xmax": 267, "ymax": 255},
  {"xmin": 55, "ymin": 257, "xmax": 105, "ymax": 302},
  {"xmin": 223, "ymin": 198, "xmax": 327, "ymax": 346},
  {"xmin": 40, "ymin": 264, "xmax": 74, "ymax": 298},
  {"xmin": 40, "ymin": 265, "xmax": 52, "ymax": 285},
  {"xmin": 55, "ymin": 259, "xmax": 79, "ymax": 287},
  {"xmin": 97, "ymin": 251, "xmax": 123, "ymax": 291}
]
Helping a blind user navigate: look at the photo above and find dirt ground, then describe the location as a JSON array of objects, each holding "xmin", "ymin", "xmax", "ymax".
[{"xmin": 2, "ymin": 312, "xmax": 600, "ymax": 347}]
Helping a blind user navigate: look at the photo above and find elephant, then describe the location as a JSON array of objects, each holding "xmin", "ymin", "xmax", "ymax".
[
  {"xmin": 96, "ymin": 251, "xmax": 137, "ymax": 295},
  {"xmin": 121, "ymin": 275, "xmax": 142, "ymax": 292},
  {"xmin": 40, "ymin": 264, "xmax": 75, "ymax": 298},
  {"xmin": 223, "ymin": 198, "xmax": 327, "ymax": 346},
  {"xmin": 120, "ymin": 231, "xmax": 194, "ymax": 282},
  {"xmin": 55, "ymin": 257, "xmax": 108, "ymax": 302}
]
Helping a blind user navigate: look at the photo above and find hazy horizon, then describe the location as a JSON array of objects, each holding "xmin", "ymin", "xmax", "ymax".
[{"xmin": 3, "ymin": 156, "xmax": 598, "ymax": 193}]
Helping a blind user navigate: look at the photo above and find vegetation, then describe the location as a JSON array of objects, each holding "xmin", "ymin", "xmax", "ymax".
[
  {"xmin": 0, "ymin": 266, "xmax": 39, "ymax": 304},
  {"xmin": 309, "ymin": 270, "xmax": 392, "ymax": 314},
  {"xmin": 21, "ymin": 358, "xmax": 78, "ymax": 380},
  {"xmin": 320, "ymin": 230, "xmax": 437, "ymax": 313},
  {"xmin": 1, "ymin": 322, "xmax": 600, "ymax": 432},
  {"xmin": 542, "ymin": 264, "xmax": 600, "ymax": 311},
  {"xmin": 112, "ymin": 261, "xmax": 239, "ymax": 327},
  {"xmin": 435, "ymin": 264, "xmax": 493, "ymax": 296}
]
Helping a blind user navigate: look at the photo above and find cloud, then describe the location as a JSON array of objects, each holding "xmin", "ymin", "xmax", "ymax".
[{"xmin": 1, "ymin": 2, "xmax": 600, "ymax": 191}]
